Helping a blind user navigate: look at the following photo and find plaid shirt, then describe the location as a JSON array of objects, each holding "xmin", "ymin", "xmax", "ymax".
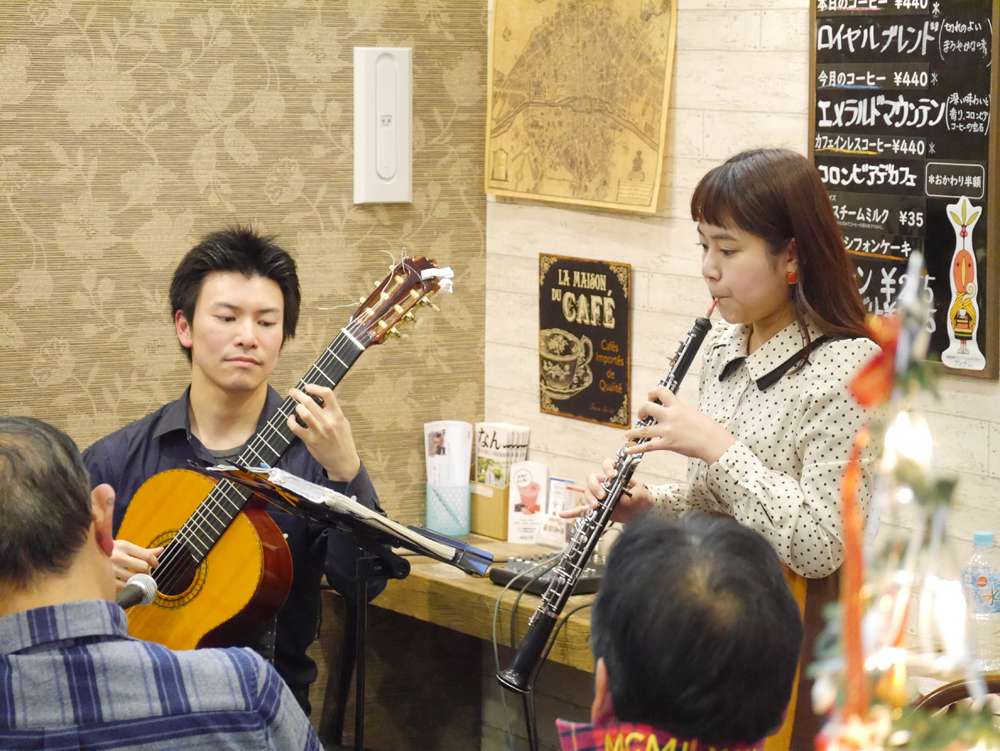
[
  {"xmin": 556, "ymin": 718, "xmax": 765, "ymax": 751},
  {"xmin": 0, "ymin": 600, "xmax": 321, "ymax": 750}
]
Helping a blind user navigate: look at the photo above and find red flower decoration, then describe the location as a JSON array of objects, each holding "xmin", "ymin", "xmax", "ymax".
[
  {"xmin": 849, "ymin": 315, "xmax": 899, "ymax": 407},
  {"xmin": 841, "ymin": 428, "xmax": 871, "ymax": 720}
]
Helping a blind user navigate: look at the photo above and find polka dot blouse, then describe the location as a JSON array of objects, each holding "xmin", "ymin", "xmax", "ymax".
[{"xmin": 647, "ymin": 319, "xmax": 881, "ymax": 579}]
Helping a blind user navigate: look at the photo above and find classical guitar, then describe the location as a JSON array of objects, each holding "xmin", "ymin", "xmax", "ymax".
[{"xmin": 116, "ymin": 256, "xmax": 451, "ymax": 650}]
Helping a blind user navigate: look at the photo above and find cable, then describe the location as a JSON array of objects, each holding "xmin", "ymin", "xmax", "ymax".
[
  {"xmin": 491, "ymin": 557, "xmax": 563, "ymax": 751},
  {"xmin": 511, "ymin": 528, "xmax": 610, "ymax": 652},
  {"xmin": 491, "ymin": 570, "xmax": 518, "ymax": 751},
  {"xmin": 522, "ymin": 691, "xmax": 539, "ymax": 751},
  {"xmin": 509, "ymin": 554, "xmax": 559, "ymax": 649},
  {"xmin": 495, "ymin": 509, "xmax": 609, "ymax": 747},
  {"xmin": 537, "ymin": 602, "xmax": 593, "ymax": 677},
  {"xmin": 525, "ymin": 602, "xmax": 595, "ymax": 751}
]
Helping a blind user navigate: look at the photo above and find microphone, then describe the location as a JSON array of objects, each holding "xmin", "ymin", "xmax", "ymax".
[{"xmin": 115, "ymin": 573, "xmax": 158, "ymax": 609}]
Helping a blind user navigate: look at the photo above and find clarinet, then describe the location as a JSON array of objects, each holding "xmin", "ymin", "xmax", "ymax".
[{"xmin": 497, "ymin": 305, "xmax": 716, "ymax": 694}]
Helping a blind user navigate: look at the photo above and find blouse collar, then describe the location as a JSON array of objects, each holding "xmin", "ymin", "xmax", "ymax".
[{"xmin": 715, "ymin": 320, "xmax": 828, "ymax": 390}]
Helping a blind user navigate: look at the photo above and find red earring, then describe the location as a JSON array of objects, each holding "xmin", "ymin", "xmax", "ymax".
[{"xmin": 786, "ymin": 270, "xmax": 798, "ymax": 285}]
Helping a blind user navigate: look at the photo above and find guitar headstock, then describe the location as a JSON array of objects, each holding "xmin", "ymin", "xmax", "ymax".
[{"xmin": 347, "ymin": 256, "xmax": 453, "ymax": 348}]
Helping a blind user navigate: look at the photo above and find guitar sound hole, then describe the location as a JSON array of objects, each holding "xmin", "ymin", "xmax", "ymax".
[{"xmin": 155, "ymin": 544, "xmax": 199, "ymax": 597}]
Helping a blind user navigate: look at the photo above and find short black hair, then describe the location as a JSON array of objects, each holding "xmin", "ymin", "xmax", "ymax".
[
  {"xmin": 0, "ymin": 417, "xmax": 94, "ymax": 589},
  {"xmin": 169, "ymin": 225, "xmax": 301, "ymax": 361},
  {"xmin": 591, "ymin": 514, "xmax": 803, "ymax": 745}
]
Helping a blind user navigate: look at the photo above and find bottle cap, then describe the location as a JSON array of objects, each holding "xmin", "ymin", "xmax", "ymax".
[{"xmin": 974, "ymin": 531, "xmax": 994, "ymax": 548}]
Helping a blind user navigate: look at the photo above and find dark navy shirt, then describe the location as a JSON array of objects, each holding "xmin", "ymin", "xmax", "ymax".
[{"xmin": 82, "ymin": 386, "xmax": 386, "ymax": 711}]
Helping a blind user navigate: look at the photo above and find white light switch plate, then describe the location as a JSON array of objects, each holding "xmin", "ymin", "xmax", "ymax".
[{"xmin": 354, "ymin": 47, "xmax": 412, "ymax": 204}]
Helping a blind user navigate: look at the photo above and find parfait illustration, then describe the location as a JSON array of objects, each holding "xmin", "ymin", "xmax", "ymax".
[{"xmin": 942, "ymin": 196, "xmax": 985, "ymax": 370}]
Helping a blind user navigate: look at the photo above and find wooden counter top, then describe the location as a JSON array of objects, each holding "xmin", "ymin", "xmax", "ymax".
[{"xmin": 372, "ymin": 534, "xmax": 596, "ymax": 674}]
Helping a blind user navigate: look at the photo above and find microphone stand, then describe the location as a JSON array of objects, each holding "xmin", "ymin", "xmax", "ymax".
[{"xmin": 193, "ymin": 463, "xmax": 491, "ymax": 751}]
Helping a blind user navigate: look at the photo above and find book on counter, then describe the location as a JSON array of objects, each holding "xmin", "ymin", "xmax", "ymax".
[
  {"xmin": 507, "ymin": 460, "xmax": 548, "ymax": 544},
  {"xmin": 535, "ymin": 476, "xmax": 586, "ymax": 548},
  {"xmin": 473, "ymin": 422, "xmax": 529, "ymax": 488},
  {"xmin": 469, "ymin": 422, "xmax": 530, "ymax": 540}
]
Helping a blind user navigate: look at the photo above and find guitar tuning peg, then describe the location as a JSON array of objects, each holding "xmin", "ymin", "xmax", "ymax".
[
  {"xmin": 359, "ymin": 297, "xmax": 367, "ymax": 304},
  {"xmin": 402, "ymin": 312, "xmax": 417, "ymax": 324},
  {"xmin": 385, "ymin": 327, "xmax": 404, "ymax": 339},
  {"xmin": 417, "ymin": 298, "xmax": 441, "ymax": 312}
]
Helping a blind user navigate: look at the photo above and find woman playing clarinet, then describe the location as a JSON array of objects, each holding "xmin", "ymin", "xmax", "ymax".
[{"xmin": 581, "ymin": 148, "xmax": 881, "ymax": 751}]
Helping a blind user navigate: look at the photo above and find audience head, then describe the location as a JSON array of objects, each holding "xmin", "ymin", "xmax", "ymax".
[
  {"xmin": 169, "ymin": 225, "xmax": 302, "ymax": 361},
  {"xmin": 590, "ymin": 514, "xmax": 803, "ymax": 745},
  {"xmin": 0, "ymin": 417, "xmax": 114, "ymax": 605}
]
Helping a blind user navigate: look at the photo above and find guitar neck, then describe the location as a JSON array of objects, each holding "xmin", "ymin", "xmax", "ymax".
[
  {"xmin": 175, "ymin": 331, "xmax": 366, "ymax": 558},
  {"xmin": 239, "ymin": 331, "xmax": 365, "ymax": 469}
]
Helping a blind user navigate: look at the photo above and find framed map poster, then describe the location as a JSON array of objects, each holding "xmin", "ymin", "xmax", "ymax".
[
  {"xmin": 485, "ymin": 0, "xmax": 677, "ymax": 214},
  {"xmin": 811, "ymin": 0, "xmax": 999, "ymax": 378},
  {"xmin": 539, "ymin": 255, "xmax": 631, "ymax": 427}
]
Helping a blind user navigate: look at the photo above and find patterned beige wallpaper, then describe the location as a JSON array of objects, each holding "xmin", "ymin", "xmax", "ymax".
[{"xmin": 0, "ymin": 0, "xmax": 487, "ymax": 523}]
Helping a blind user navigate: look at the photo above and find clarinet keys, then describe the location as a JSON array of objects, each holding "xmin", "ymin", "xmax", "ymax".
[{"xmin": 496, "ymin": 309, "xmax": 715, "ymax": 696}]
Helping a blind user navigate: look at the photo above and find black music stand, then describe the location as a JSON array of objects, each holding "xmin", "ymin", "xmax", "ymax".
[
  {"xmin": 326, "ymin": 538, "xmax": 408, "ymax": 751},
  {"xmin": 194, "ymin": 464, "xmax": 492, "ymax": 751}
]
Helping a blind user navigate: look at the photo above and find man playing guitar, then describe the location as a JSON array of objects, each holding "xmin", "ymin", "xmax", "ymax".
[{"xmin": 83, "ymin": 225, "xmax": 384, "ymax": 715}]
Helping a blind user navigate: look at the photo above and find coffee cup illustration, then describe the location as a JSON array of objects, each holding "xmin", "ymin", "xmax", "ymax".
[{"xmin": 540, "ymin": 328, "xmax": 593, "ymax": 392}]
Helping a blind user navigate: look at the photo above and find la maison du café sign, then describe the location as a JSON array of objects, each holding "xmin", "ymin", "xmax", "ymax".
[{"xmin": 539, "ymin": 255, "xmax": 631, "ymax": 427}]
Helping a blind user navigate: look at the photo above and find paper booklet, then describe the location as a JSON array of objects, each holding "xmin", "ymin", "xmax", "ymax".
[
  {"xmin": 474, "ymin": 422, "xmax": 530, "ymax": 488},
  {"xmin": 200, "ymin": 464, "xmax": 492, "ymax": 576},
  {"xmin": 423, "ymin": 420, "xmax": 473, "ymax": 486}
]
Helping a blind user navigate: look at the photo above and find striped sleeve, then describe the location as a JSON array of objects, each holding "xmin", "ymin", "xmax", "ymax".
[{"xmin": 248, "ymin": 652, "xmax": 322, "ymax": 751}]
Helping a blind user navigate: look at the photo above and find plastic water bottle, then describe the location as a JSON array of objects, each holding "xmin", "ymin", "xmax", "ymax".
[{"xmin": 962, "ymin": 531, "xmax": 1000, "ymax": 671}]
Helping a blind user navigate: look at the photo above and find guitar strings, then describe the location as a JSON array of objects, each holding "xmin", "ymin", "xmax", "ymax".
[
  {"xmin": 126, "ymin": 260, "xmax": 434, "ymax": 632},
  {"xmin": 148, "ymin": 348, "xmax": 362, "ymax": 598},
  {"xmin": 149, "ymin": 329, "xmax": 362, "ymax": 596},
  {"xmin": 144, "ymin": 311, "xmax": 390, "ymax": 600},
  {"xmin": 149, "ymin": 258, "xmax": 441, "ymax": 598}
]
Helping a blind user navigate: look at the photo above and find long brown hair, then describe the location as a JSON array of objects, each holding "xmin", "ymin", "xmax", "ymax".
[{"xmin": 690, "ymin": 148, "xmax": 870, "ymax": 351}]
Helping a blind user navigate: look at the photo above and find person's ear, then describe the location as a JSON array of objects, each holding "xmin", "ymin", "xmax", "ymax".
[
  {"xmin": 785, "ymin": 238, "xmax": 798, "ymax": 276},
  {"xmin": 175, "ymin": 310, "xmax": 193, "ymax": 350},
  {"xmin": 90, "ymin": 484, "xmax": 116, "ymax": 557},
  {"xmin": 590, "ymin": 658, "xmax": 617, "ymax": 725}
]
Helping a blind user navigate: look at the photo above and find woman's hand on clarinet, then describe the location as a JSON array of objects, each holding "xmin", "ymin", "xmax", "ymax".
[
  {"xmin": 624, "ymin": 386, "xmax": 735, "ymax": 465},
  {"xmin": 559, "ymin": 458, "xmax": 653, "ymax": 524}
]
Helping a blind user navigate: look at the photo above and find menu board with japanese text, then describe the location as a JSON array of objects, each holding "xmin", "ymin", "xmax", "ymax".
[{"xmin": 811, "ymin": 0, "xmax": 998, "ymax": 377}]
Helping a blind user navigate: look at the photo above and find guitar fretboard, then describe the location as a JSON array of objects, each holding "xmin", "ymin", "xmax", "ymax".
[{"xmin": 169, "ymin": 332, "xmax": 365, "ymax": 564}]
